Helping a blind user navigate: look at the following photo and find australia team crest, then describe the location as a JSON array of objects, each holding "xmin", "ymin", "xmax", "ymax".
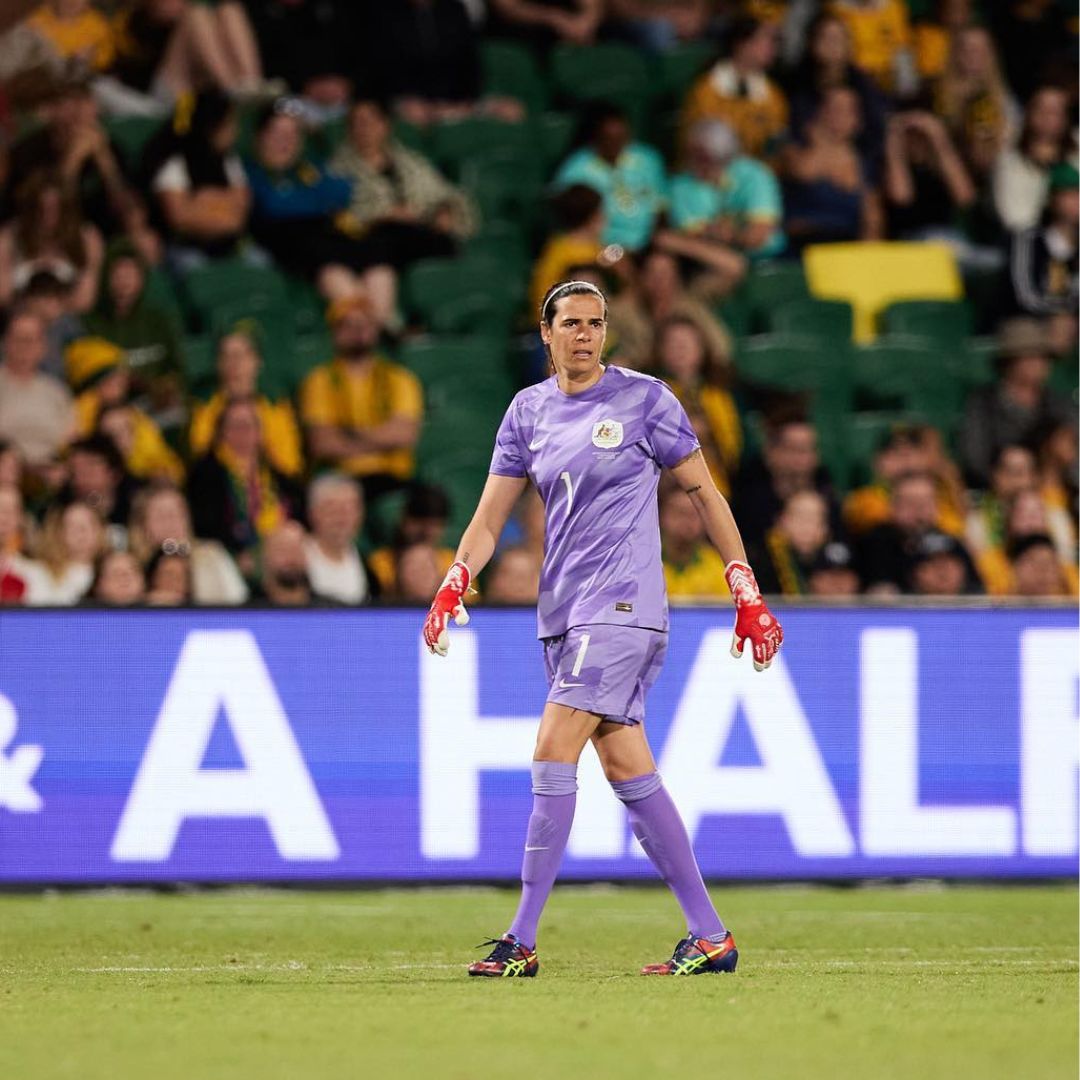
[{"xmin": 591, "ymin": 419, "xmax": 623, "ymax": 449}]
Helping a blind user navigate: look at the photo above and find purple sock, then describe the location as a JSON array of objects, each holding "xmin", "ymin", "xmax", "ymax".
[
  {"xmin": 612, "ymin": 772, "xmax": 725, "ymax": 940},
  {"xmin": 506, "ymin": 761, "xmax": 577, "ymax": 949}
]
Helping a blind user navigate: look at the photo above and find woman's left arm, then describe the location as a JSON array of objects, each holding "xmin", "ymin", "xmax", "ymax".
[{"xmin": 669, "ymin": 448, "xmax": 783, "ymax": 670}]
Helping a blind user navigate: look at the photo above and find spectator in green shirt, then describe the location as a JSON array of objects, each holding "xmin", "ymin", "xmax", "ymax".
[
  {"xmin": 669, "ymin": 118, "xmax": 786, "ymax": 259},
  {"xmin": 553, "ymin": 103, "xmax": 669, "ymax": 253},
  {"xmin": 83, "ymin": 241, "xmax": 185, "ymax": 433}
]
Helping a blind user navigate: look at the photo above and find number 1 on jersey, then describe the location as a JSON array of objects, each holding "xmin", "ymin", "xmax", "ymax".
[{"xmin": 560, "ymin": 471, "xmax": 574, "ymax": 513}]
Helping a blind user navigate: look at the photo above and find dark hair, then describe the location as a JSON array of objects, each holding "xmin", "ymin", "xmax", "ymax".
[
  {"xmin": 212, "ymin": 394, "xmax": 261, "ymax": 446},
  {"xmin": 89, "ymin": 549, "xmax": 144, "ymax": 602},
  {"xmin": 69, "ymin": 434, "xmax": 125, "ymax": 475},
  {"xmin": 728, "ymin": 15, "xmax": 766, "ymax": 54},
  {"xmin": 142, "ymin": 89, "xmax": 236, "ymax": 191},
  {"xmin": 145, "ymin": 546, "xmax": 192, "ymax": 597},
  {"xmin": 551, "ymin": 183, "xmax": 603, "ymax": 232},
  {"xmin": 255, "ymin": 97, "xmax": 305, "ymax": 135},
  {"xmin": 654, "ymin": 314, "xmax": 729, "ymax": 388},
  {"xmin": 18, "ymin": 270, "xmax": 71, "ymax": 300},
  {"xmin": 540, "ymin": 279, "xmax": 608, "ymax": 325},
  {"xmin": 1018, "ymin": 85, "xmax": 1076, "ymax": 163},
  {"xmin": 572, "ymin": 101, "xmax": 630, "ymax": 150},
  {"xmin": 1007, "ymin": 532, "xmax": 1056, "ymax": 561},
  {"xmin": 404, "ymin": 483, "xmax": 451, "ymax": 521}
]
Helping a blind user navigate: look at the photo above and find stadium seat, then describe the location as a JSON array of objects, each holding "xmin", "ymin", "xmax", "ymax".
[
  {"xmin": 743, "ymin": 262, "xmax": 811, "ymax": 333},
  {"xmin": 549, "ymin": 43, "xmax": 654, "ymax": 132},
  {"xmin": 182, "ymin": 335, "xmax": 217, "ymax": 398},
  {"xmin": 655, "ymin": 42, "xmax": 715, "ymax": 100},
  {"xmin": 397, "ymin": 335, "xmax": 515, "ymax": 412},
  {"xmin": 804, "ymin": 242, "xmax": 963, "ymax": 343},
  {"xmin": 103, "ymin": 115, "xmax": 162, "ymax": 170},
  {"xmin": 880, "ymin": 299, "xmax": 974, "ymax": 343},
  {"xmin": 459, "ymin": 151, "xmax": 546, "ymax": 226},
  {"xmin": 429, "ymin": 118, "xmax": 535, "ymax": 178},
  {"xmin": 852, "ymin": 340, "xmax": 964, "ymax": 430},
  {"xmin": 404, "ymin": 257, "xmax": 524, "ymax": 334},
  {"xmin": 537, "ymin": 111, "xmax": 576, "ymax": 169},
  {"xmin": 480, "ymin": 40, "xmax": 548, "ymax": 116},
  {"xmin": 463, "ymin": 220, "xmax": 530, "ymax": 276},
  {"xmin": 767, "ymin": 298, "xmax": 854, "ymax": 342},
  {"xmin": 182, "ymin": 261, "xmax": 288, "ymax": 330},
  {"xmin": 845, "ymin": 411, "xmax": 922, "ymax": 487}
]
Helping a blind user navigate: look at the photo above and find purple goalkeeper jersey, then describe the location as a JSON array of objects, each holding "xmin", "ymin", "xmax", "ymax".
[{"xmin": 490, "ymin": 365, "xmax": 700, "ymax": 639}]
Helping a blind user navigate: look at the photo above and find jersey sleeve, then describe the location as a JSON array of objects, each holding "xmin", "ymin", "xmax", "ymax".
[
  {"xmin": 646, "ymin": 382, "xmax": 701, "ymax": 469},
  {"xmin": 489, "ymin": 401, "xmax": 526, "ymax": 477}
]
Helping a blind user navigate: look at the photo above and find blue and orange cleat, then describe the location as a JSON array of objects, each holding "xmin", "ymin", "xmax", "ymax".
[
  {"xmin": 641, "ymin": 932, "xmax": 738, "ymax": 975},
  {"xmin": 468, "ymin": 934, "xmax": 539, "ymax": 978}
]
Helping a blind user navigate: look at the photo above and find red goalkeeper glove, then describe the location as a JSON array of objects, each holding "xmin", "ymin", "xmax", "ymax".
[
  {"xmin": 725, "ymin": 560, "xmax": 783, "ymax": 672},
  {"xmin": 422, "ymin": 560, "xmax": 471, "ymax": 656}
]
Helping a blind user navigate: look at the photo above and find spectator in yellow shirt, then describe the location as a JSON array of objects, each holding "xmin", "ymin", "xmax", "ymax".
[
  {"xmin": 680, "ymin": 16, "xmax": 788, "ymax": 161},
  {"xmin": 660, "ymin": 484, "xmax": 731, "ymax": 599},
  {"xmin": 299, "ymin": 296, "xmax": 422, "ymax": 503},
  {"xmin": 188, "ymin": 328, "xmax": 304, "ymax": 478},
  {"xmin": 66, "ymin": 336, "xmax": 183, "ymax": 484},
  {"xmin": 530, "ymin": 185, "xmax": 606, "ymax": 317},
  {"xmin": 828, "ymin": 0, "xmax": 914, "ymax": 94},
  {"xmin": 27, "ymin": 0, "xmax": 115, "ymax": 72}
]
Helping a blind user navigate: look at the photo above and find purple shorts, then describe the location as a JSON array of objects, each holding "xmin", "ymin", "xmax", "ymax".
[{"xmin": 542, "ymin": 624, "xmax": 668, "ymax": 726}]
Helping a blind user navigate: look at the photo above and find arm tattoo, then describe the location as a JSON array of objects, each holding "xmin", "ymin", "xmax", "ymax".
[
  {"xmin": 461, "ymin": 551, "xmax": 470, "ymax": 564},
  {"xmin": 684, "ymin": 484, "xmax": 702, "ymax": 496}
]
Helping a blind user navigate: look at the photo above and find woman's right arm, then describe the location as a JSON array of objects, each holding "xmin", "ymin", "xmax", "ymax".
[{"xmin": 454, "ymin": 472, "xmax": 529, "ymax": 579}]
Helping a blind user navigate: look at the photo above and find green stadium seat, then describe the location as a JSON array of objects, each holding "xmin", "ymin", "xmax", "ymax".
[
  {"xmin": 481, "ymin": 41, "xmax": 548, "ymax": 115},
  {"xmin": 182, "ymin": 261, "xmax": 288, "ymax": 328},
  {"xmin": 398, "ymin": 336, "xmax": 514, "ymax": 414},
  {"xmin": 537, "ymin": 111, "xmax": 576, "ymax": 169},
  {"xmin": 655, "ymin": 42, "xmax": 715, "ymax": 99},
  {"xmin": 463, "ymin": 220, "xmax": 530, "ymax": 276},
  {"xmin": 549, "ymin": 44, "xmax": 654, "ymax": 132},
  {"xmin": 459, "ymin": 150, "xmax": 545, "ymax": 223},
  {"xmin": 404, "ymin": 257, "xmax": 524, "ymax": 334},
  {"xmin": 852, "ymin": 340, "xmax": 964, "ymax": 431},
  {"xmin": 182, "ymin": 335, "xmax": 217, "ymax": 398},
  {"xmin": 103, "ymin": 115, "xmax": 163, "ymax": 170},
  {"xmin": 430, "ymin": 118, "xmax": 534, "ymax": 178},
  {"xmin": 845, "ymin": 411, "xmax": 922, "ymax": 487},
  {"xmin": 767, "ymin": 298, "xmax": 854, "ymax": 342},
  {"xmin": 880, "ymin": 299, "xmax": 974, "ymax": 343},
  {"xmin": 744, "ymin": 263, "xmax": 811, "ymax": 330}
]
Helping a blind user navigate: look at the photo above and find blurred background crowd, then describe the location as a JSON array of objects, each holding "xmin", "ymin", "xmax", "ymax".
[{"xmin": 0, "ymin": 0, "xmax": 1075, "ymax": 608}]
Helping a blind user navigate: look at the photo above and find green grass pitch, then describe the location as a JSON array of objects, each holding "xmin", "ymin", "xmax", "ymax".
[{"xmin": 1, "ymin": 884, "xmax": 1075, "ymax": 1080}]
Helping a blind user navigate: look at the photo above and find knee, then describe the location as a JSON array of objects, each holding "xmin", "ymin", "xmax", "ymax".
[
  {"xmin": 610, "ymin": 771, "xmax": 662, "ymax": 803},
  {"xmin": 531, "ymin": 760, "xmax": 577, "ymax": 796}
]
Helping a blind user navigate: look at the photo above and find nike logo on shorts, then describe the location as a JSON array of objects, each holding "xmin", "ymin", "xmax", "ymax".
[
  {"xmin": 558, "ymin": 678, "xmax": 585, "ymax": 688},
  {"xmin": 524, "ymin": 846, "xmax": 549, "ymax": 852}
]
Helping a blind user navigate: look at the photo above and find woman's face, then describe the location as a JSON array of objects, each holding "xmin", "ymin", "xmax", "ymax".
[
  {"xmin": 149, "ymin": 554, "xmax": 190, "ymax": 602},
  {"xmin": 220, "ymin": 403, "xmax": 261, "ymax": 459},
  {"xmin": 144, "ymin": 491, "xmax": 190, "ymax": 545},
  {"xmin": 541, "ymin": 293, "xmax": 607, "ymax": 382},
  {"xmin": 62, "ymin": 503, "xmax": 101, "ymax": 563},
  {"xmin": 781, "ymin": 492, "xmax": 829, "ymax": 556},
  {"xmin": 258, "ymin": 115, "xmax": 302, "ymax": 172},
  {"xmin": 955, "ymin": 28, "xmax": 993, "ymax": 80},
  {"xmin": 811, "ymin": 19, "xmax": 849, "ymax": 67},
  {"xmin": 658, "ymin": 322, "xmax": 705, "ymax": 384},
  {"xmin": 96, "ymin": 552, "xmax": 145, "ymax": 606},
  {"xmin": 350, "ymin": 103, "xmax": 390, "ymax": 154},
  {"xmin": 820, "ymin": 88, "xmax": 861, "ymax": 140},
  {"xmin": 218, "ymin": 334, "xmax": 260, "ymax": 396},
  {"xmin": 1028, "ymin": 88, "xmax": 1068, "ymax": 142},
  {"xmin": 211, "ymin": 112, "xmax": 239, "ymax": 155}
]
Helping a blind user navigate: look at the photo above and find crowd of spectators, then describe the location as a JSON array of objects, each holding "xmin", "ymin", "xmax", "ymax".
[{"xmin": 0, "ymin": 0, "xmax": 1076, "ymax": 608}]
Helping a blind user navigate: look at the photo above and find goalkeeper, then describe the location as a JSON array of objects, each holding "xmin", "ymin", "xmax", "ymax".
[{"xmin": 423, "ymin": 279, "xmax": 783, "ymax": 978}]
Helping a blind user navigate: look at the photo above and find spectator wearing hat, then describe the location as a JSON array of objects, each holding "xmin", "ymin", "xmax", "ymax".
[
  {"xmin": 368, "ymin": 483, "xmax": 455, "ymax": 595},
  {"xmin": 186, "ymin": 396, "xmax": 302, "ymax": 568},
  {"xmin": 0, "ymin": 310, "xmax": 75, "ymax": 472},
  {"xmin": 128, "ymin": 481, "xmax": 247, "ymax": 605},
  {"xmin": 66, "ymin": 337, "xmax": 183, "ymax": 484},
  {"xmin": 1008, "ymin": 533, "xmax": 1074, "ymax": 599},
  {"xmin": 553, "ymin": 104, "xmax": 669, "ymax": 254},
  {"xmin": 856, "ymin": 470, "xmax": 941, "ymax": 594},
  {"xmin": 1007, "ymin": 162, "xmax": 1078, "ymax": 324},
  {"xmin": 303, "ymin": 473, "xmax": 379, "ymax": 606},
  {"xmin": 843, "ymin": 423, "xmax": 966, "ymax": 538},
  {"xmin": 188, "ymin": 328, "xmax": 303, "ymax": 478},
  {"xmin": 808, "ymin": 540, "xmax": 860, "ymax": 597},
  {"xmin": 669, "ymin": 118, "xmax": 785, "ymax": 260},
  {"xmin": 679, "ymin": 17, "xmax": 788, "ymax": 160},
  {"xmin": 958, "ymin": 318, "xmax": 1074, "ymax": 490},
  {"xmin": 299, "ymin": 296, "xmax": 423, "ymax": 505},
  {"xmin": 659, "ymin": 484, "xmax": 730, "ymax": 599},
  {"xmin": 907, "ymin": 528, "xmax": 982, "ymax": 597},
  {"xmin": 83, "ymin": 243, "xmax": 184, "ymax": 425}
]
